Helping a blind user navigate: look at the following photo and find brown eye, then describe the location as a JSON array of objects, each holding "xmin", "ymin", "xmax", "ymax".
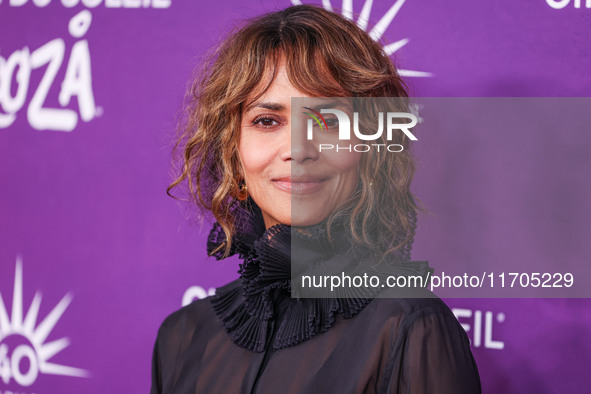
[{"xmin": 253, "ymin": 116, "xmax": 281, "ymax": 128}]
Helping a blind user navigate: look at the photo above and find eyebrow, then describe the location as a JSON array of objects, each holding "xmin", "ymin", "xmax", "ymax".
[
  {"xmin": 305, "ymin": 100, "xmax": 350, "ymax": 111},
  {"xmin": 244, "ymin": 99, "xmax": 352, "ymax": 112},
  {"xmin": 245, "ymin": 101, "xmax": 286, "ymax": 112}
]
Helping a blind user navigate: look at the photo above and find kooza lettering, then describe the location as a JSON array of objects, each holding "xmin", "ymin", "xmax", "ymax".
[
  {"xmin": 0, "ymin": 10, "xmax": 96, "ymax": 131},
  {"xmin": 2, "ymin": 0, "xmax": 171, "ymax": 8}
]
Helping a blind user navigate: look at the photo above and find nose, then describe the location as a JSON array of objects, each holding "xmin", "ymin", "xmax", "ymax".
[{"xmin": 280, "ymin": 116, "xmax": 319, "ymax": 163}]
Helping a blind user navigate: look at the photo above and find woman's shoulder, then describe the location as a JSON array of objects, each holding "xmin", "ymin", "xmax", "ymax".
[
  {"xmin": 151, "ymin": 280, "xmax": 242, "ymax": 393},
  {"xmin": 156, "ymin": 279, "xmax": 240, "ymax": 343},
  {"xmin": 365, "ymin": 287, "xmax": 455, "ymax": 319},
  {"xmin": 359, "ymin": 288, "xmax": 466, "ymax": 342},
  {"xmin": 359, "ymin": 292, "xmax": 481, "ymax": 393}
]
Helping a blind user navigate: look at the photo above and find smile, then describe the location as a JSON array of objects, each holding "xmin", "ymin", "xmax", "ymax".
[{"xmin": 272, "ymin": 176, "xmax": 328, "ymax": 194}]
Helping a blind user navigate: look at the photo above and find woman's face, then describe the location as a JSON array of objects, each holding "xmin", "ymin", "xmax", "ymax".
[{"xmin": 239, "ymin": 65, "xmax": 362, "ymax": 228}]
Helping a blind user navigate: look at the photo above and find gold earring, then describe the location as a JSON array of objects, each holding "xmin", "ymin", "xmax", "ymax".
[{"xmin": 236, "ymin": 181, "xmax": 248, "ymax": 201}]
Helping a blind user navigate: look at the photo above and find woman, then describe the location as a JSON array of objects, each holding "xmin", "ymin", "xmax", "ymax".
[{"xmin": 151, "ymin": 5, "xmax": 481, "ymax": 394}]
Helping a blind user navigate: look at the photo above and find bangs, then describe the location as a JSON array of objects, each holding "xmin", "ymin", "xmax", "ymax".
[
  {"xmin": 239, "ymin": 45, "xmax": 350, "ymax": 113},
  {"xmin": 233, "ymin": 4, "xmax": 400, "ymax": 109},
  {"xmin": 283, "ymin": 46, "xmax": 351, "ymax": 98}
]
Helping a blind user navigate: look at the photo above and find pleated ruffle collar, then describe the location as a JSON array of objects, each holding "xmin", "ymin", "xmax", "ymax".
[{"xmin": 208, "ymin": 205, "xmax": 431, "ymax": 352}]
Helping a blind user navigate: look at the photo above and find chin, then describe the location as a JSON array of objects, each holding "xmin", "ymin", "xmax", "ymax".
[
  {"xmin": 290, "ymin": 214, "xmax": 330, "ymax": 227},
  {"xmin": 263, "ymin": 203, "xmax": 333, "ymax": 228}
]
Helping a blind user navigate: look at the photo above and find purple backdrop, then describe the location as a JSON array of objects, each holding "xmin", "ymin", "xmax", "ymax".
[{"xmin": 1, "ymin": 0, "xmax": 590, "ymax": 393}]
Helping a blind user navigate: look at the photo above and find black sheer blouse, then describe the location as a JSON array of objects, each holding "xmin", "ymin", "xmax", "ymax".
[{"xmin": 151, "ymin": 215, "xmax": 481, "ymax": 394}]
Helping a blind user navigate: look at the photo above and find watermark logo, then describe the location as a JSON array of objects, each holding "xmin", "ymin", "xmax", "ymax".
[
  {"xmin": 305, "ymin": 107, "xmax": 418, "ymax": 153},
  {"xmin": 306, "ymin": 109, "xmax": 418, "ymax": 141},
  {"xmin": 303, "ymin": 107, "xmax": 328, "ymax": 131},
  {"xmin": 0, "ymin": 256, "xmax": 88, "ymax": 387}
]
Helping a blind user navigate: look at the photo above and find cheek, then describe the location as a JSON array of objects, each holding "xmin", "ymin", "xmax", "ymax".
[
  {"xmin": 326, "ymin": 150, "xmax": 362, "ymax": 178},
  {"xmin": 238, "ymin": 137, "xmax": 272, "ymax": 183}
]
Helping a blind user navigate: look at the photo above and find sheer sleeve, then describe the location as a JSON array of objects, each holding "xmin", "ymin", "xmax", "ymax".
[
  {"xmin": 389, "ymin": 307, "xmax": 482, "ymax": 394},
  {"xmin": 148, "ymin": 299, "xmax": 226, "ymax": 394},
  {"xmin": 150, "ymin": 320, "xmax": 166, "ymax": 394}
]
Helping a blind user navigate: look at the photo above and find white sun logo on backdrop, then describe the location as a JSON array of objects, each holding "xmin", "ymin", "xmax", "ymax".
[
  {"xmin": 0, "ymin": 256, "xmax": 88, "ymax": 387},
  {"xmin": 290, "ymin": 0, "xmax": 431, "ymax": 77}
]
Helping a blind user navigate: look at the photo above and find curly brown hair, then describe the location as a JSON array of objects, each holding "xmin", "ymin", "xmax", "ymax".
[{"xmin": 168, "ymin": 5, "xmax": 419, "ymax": 259}]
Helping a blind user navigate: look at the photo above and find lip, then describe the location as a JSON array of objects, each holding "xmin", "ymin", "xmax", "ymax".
[{"xmin": 272, "ymin": 175, "xmax": 329, "ymax": 194}]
